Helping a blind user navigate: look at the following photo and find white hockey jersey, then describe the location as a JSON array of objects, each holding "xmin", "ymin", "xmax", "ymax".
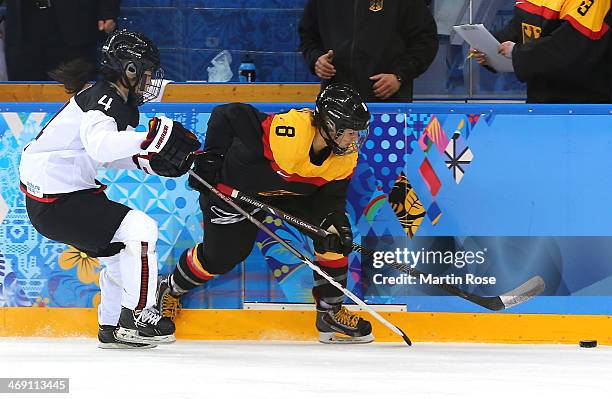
[{"xmin": 20, "ymin": 81, "xmax": 147, "ymax": 197}]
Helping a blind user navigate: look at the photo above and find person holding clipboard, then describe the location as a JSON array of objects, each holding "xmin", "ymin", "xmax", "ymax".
[{"xmin": 469, "ymin": 0, "xmax": 612, "ymax": 103}]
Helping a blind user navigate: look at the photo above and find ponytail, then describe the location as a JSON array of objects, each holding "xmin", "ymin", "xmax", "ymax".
[{"xmin": 48, "ymin": 59, "xmax": 96, "ymax": 94}]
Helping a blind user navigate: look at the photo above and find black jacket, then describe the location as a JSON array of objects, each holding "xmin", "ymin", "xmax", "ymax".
[
  {"xmin": 5, "ymin": 0, "xmax": 120, "ymax": 48},
  {"xmin": 299, "ymin": 0, "xmax": 438, "ymax": 102},
  {"xmin": 496, "ymin": 0, "xmax": 612, "ymax": 103}
]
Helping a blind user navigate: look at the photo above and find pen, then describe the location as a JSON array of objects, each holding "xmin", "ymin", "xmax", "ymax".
[{"xmin": 464, "ymin": 51, "xmax": 476, "ymax": 64}]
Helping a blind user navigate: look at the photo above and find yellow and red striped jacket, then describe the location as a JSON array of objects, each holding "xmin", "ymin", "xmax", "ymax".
[{"xmin": 496, "ymin": 0, "xmax": 612, "ymax": 103}]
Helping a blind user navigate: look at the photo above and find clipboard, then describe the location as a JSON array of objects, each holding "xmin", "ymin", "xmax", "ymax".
[{"xmin": 453, "ymin": 24, "xmax": 514, "ymax": 73}]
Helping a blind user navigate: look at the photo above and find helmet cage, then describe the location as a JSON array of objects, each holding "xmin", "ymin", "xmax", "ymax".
[
  {"xmin": 134, "ymin": 63, "xmax": 164, "ymax": 105},
  {"xmin": 318, "ymin": 110, "xmax": 369, "ymax": 156}
]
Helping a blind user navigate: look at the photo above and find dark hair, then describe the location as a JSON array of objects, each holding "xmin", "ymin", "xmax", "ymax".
[{"xmin": 48, "ymin": 59, "xmax": 96, "ymax": 94}]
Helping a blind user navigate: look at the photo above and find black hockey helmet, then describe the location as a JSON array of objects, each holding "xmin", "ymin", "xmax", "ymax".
[
  {"xmin": 313, "ymin": 83, "xmax": 371, "ymax": 156},
  {"xmin": 100, "ymin": 30, "xmax": 163, "ymax": 105}
]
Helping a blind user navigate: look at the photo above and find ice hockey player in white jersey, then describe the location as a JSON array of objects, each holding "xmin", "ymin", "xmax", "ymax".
[{"xmin": 19, "ymin": 30, "xmax": 201, "ymax": 349}]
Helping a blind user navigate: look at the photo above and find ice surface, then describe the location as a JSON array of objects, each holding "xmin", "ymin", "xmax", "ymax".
[{"xmin": 0, "ymin": 338, "xmax": 611, "ymax": 399}]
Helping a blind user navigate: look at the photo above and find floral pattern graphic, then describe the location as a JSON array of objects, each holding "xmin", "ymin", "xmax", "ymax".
[
  {"xmin": 58, "ymin": 247, "xmax": 102, "ymax": 285},
  {"xmin": 0, "ymin": 252, "xmax": 33, "ymax": 307}
]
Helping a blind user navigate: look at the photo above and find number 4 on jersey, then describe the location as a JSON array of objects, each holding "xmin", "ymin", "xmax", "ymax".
[{"xmin": 98, "ymin": 95, "xmax": 113, "ymax": 111}]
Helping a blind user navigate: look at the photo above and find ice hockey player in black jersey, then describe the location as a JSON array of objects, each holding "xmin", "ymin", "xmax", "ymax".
[
  {"xmin": 157, "ymin": 83, "xmax": 375, "ymax": 344},
  {"xmin": 19, "ymin": 30, "xmax": 201, "ymax": 349}
]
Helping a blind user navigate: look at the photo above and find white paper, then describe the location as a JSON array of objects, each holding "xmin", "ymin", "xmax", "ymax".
[{"xmin": 453, "ymin": 24, "xmax": 514, "ymax": 73}]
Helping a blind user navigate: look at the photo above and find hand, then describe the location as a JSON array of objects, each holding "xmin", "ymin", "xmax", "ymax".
[
  {"xmin": 470, "ymin": 48, "xmax": 489, "ymax": 66},
  {"xmin": 314, "ymin": 212, "xmax": 353, "ymax": 256},
  {"xmin": 141, "ymin": 117, "xmax": 201, "ymax": 169},
  {"xmin": 188, "ymin": 152, "xmax": 224, "ymax": 194},
  {"xmin": 369, "ymin": 73, "xmax": 401, "ymax": 100},
  {"xmin": 498, "ymin": 41, "xmax": 515, "ymax": 58},
  {"xmin": 138, "ymin": 153, "xmax": 196, "ymax": 177},
  {"xmin": 315, "ymin": 50, "xmax": 336, "ymax": 80},
  {"xmin": 98, "ymin": 19, "xmax": 117, "ymax": 33}
]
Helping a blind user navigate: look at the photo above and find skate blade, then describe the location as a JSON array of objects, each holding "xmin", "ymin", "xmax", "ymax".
[
  {"xmin": 98, "ymin": 341, "xmax": 158, "ymax": 350},
  {"xmin": 319, "ymin": 332, "xmax": 375, "ymax": 344},
  {"xmin": 115, "ymin": 327, "xmax": 176, "ymax": 345}
]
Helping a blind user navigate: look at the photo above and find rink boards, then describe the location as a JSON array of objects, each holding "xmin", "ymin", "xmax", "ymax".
[
  {"xmin": 1, "ymin": 307, "xmax": 611, "ymax": 344},
  {"xmin": 1, "ymin": 102, "xmax": 612, "ymax": 343}
]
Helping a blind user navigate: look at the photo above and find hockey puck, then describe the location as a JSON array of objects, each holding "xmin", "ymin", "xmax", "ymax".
[{"xmin": 579, "ymin": 340, "xmax": 597, "ymax": 348}]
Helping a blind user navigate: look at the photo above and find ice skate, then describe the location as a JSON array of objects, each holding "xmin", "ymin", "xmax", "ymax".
[
  {"xmin": 116, "ymin": 307, "xmax": 176, "ymax": 345},
  {"xmin": 98, "ymin": 324, "xmax": 158, "ymax": 349},
  {"xmin": 155, "ymin": 275, "xmax": 183, "ymax": 321},
  {"xmin": 316, "ymin": 301, "xmax": 374, "ymax": 344}
]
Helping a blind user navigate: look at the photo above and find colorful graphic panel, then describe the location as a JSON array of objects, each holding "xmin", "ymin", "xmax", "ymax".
[{"xmin": 2, "ymin": 103, "xmax": 612, "ymax": 315}]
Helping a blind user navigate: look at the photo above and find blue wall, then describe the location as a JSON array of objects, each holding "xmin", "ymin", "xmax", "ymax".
[{"xmin": 119, "ymin": 0, "xmax": 315, "ymax": 83}]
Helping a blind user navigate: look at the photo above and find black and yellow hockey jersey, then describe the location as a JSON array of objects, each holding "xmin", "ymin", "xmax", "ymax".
[
  {"xmin": 496, "ymin": 0, "xmax": 612, "ymax": 103},
  {"xmin": 202, "ymin": 103, "xmax": 358, "ymax": 217}
]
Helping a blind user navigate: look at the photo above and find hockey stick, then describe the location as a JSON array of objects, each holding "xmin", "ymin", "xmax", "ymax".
[
  {"xmin": 188, "ymin": 171, "xmax": 412, "ymax": 346},
  {"xmin": 213, "ymin": 182, "xmax": 546, "ymax": 311}
]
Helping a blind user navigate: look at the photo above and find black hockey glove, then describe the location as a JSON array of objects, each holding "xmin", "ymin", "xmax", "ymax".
[
  {"xmin": 141, "ymin": 117, "xmax": 201, "ymax": 169},
  {"xmin": 314, "ymin": 211, "xmax": 353, "ymax": 256},
  {"xmin": 188, "ymin": 152, "xmax": 224, "ymax": 194},
  {"xmin": 133, "ymin": 151, "xmax": 196, "ymax": 177}
]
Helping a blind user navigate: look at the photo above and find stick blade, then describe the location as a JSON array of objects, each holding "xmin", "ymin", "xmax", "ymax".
[
  {"xmin": 498, "ymin": 275, "xmax": 545, "ymax": 310},
  {"xmin": 395, "ymin": 325, "xmax": 412, "ymax": 346}
]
